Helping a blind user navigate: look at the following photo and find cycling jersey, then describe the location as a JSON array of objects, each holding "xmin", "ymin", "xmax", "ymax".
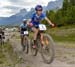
[
  {"xmin": 20, "ymin": 23, "xmax": 27, "ymax": 34},
  {"xmin": 20, "ymin": 23, "xmax": 27, "ymax": 31},
  {"xmin": 31, "ymin": 13, "xmax": 46, "ymax": 27}
]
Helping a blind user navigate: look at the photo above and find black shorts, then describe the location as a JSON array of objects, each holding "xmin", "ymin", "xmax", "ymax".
[{"xmin": 30, "ymin": 25, "xmax": 39, "ymax": 31}]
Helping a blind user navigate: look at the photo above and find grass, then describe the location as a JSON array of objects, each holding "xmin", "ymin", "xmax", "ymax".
[
  {"xmin": 3, "ymin": 42, "xmax": 18, "ymax": 64},
  {"xmin": 0, "ymin": 53, "xmax": 6, "ymax": 64},
  {"xmin": 47, "ymin": 25, "xmax": 75, "ymax": 42},
  {"xmin": 3, "ymin": 41, "xmax": 14, "ymax": 56},
  {"xmin": 0, "ymin": 43, "xmax": 8, "ymax": 64},
  {"xmin": 0, "ymin": 41, "xmax": 18, "ymax": 66},
  {"xmin": 57, "ymin": 42, "xmax": 75, "ymax": 48},
  {"xmin": 46, "ymin": 25, "xmax": 75, "ymax": 48}
]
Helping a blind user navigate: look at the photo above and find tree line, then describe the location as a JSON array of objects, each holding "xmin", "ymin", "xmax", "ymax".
[{"xmin": 42, "ymin": 0, "xmax": 75, "ymax": 27}]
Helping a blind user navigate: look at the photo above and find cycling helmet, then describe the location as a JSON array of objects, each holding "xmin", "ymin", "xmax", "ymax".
[
  {"xmin": 35, "ymin": 5, "xmax": 43, "ymax": 11},
  {"xmin": 22, "ymin": 19, "xmax": 27, "ymax": 23}
]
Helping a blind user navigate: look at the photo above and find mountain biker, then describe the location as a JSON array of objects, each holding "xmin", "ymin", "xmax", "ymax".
[
  {"xmin": 28, "ymin": 5, "xmax": 55, "ymax": 48},
  {"xmin": 20, "ymin": 19, "xmax": 28, "ymax": 51},
  {"xmin": 0, "ymin": 27, "xmax": 5, "ymax": 42}
]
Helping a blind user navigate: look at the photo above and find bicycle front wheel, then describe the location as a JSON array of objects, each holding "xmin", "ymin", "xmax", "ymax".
[
  {"xmin": 30, "ymin": 38, "xmax": 38, "ymax": 56},
  {"xmin": 41, "ymin": 34, "xmax": 55, "ymax": 64},
  {"xmin": 23, "ymin": 36, "xmax": 29, "ymax": 54}
]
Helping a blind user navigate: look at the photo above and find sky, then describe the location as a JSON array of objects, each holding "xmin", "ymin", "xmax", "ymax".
[{"xmin": 0, "ymin": 0, "xmax": 56, "ymax": 17}]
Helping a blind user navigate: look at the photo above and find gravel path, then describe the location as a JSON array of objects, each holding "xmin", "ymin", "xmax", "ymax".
[{"xmin": 10, "ymin": 38, "xmax": 75, "ymax": 67}]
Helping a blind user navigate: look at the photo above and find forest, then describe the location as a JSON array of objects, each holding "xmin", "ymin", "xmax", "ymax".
[{"xmin": 42, "ymin": 0, "xmax": 75, "ymax": 27}]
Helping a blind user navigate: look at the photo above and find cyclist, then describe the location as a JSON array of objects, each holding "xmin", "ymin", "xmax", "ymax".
[
  {"xmin": 28, "ymin": 5, "xmax": 55, "ymax": 48},
  {"xmin": 0, "ymin": 27, "xmax": 5, "ymax": 43},
  {"xmin": 20, "ymin": 19, "xmax": 28, "ymax": 51}
]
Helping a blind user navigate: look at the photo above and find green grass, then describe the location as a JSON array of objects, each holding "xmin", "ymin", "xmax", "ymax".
[
  {"xmin": 3, "ymin": 42, "xmax": 18, "ymax": 64},
  {"xmin": 46, "ymin": 25, "xmax": 75, "ymax": 42},
  {"xmin": 46, "ymin": 25, "xmax": 75, "ymax": 48},
  {"xmin": 0, "ymin": 41, "xmax": 18, "ymax": 66},
  {"xmin": 0, "ymin": 44, "xmax": 7, "ymax": 64},
  {"xmin": 57, "ymin": 42, "xmax": 75, "ymax": 48},
  {"xmin": 3, "ymin": 42, "xmax": 13, "ymax": 55},
  {"xmin": 0, "ymin": 53, "xmax": 6, "ymax": 64}
]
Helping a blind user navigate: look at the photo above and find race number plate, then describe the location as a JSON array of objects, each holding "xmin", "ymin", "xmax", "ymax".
[
  {"xmin": 24, "ymin": 31, "xmax": 28, "ymax": 35},
  {"xmin": 39, "ymin": 24, "xmax": 47, "ymax": 31}
]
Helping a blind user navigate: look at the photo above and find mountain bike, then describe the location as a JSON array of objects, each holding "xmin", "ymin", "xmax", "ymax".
[
  {"xmin": 21, "ymin": 30, "xmax": 29, "ymax": 54},
  {"xmin": 30, "ymin": 24, "xmax": 55, "ymax": 64}
]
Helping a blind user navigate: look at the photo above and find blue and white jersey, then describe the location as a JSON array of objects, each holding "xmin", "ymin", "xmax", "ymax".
[{"xmin": 31, "ymin": 13, "xmax": 46, "ymax": 26}]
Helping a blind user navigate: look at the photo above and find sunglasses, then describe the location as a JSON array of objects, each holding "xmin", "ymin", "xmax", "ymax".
[{"xmin": 37, "ymin": 10, "xmax": 42, "ymax": 11}]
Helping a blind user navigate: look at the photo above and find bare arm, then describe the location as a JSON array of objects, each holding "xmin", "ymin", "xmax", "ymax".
[
  {"xmin": 45, "ymin": 17, "xmax": 54, "ymax": 26},
  {"xmin": 27, "ymin": 19, "xmax": 32, "ymax": 25}
]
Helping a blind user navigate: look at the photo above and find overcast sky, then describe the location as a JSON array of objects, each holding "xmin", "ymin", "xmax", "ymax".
[{"xmin": 0, "ymin": 0, "xmax": 56, "ymax": 17}]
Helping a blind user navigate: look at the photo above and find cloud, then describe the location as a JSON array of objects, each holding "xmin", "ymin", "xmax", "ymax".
[
  {"xmin": 9, "ymin": 0, "xmax": 56, "ymax": 7},
  {"xmin": 3, "ymin": 6, "xmax": 20, "ymax": 10},
  {"xmin": 0, "ymin": 8, "xmax": 12, "ymax": 17},
  {"xmin": 0, "ymin": 0, "xmax": 56, "ymax": 17}
]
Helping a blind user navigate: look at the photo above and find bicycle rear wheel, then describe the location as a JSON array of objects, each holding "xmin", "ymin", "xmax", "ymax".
[{"xmin": 41, "ymin": 34, "xmax": 55, "ymax": 64}]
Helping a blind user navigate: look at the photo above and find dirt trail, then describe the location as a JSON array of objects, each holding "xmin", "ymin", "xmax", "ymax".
[{"xmin": 10, "ymin": 38, "xmax": 75, "ymax": 67}]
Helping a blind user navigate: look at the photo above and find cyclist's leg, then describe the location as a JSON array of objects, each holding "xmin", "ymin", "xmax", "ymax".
[
  {"xmin": 40, "ymin": 33, "xmax": 44, "ymax": 45},
  {"xmin": 40, "ymin": 33, "xmax": 49, "ymax": 46},
  {"xmin": 21, "ymin": 34, "xmax": 24, "ymax": 46},
  {"xmin": 20, "ymin": 31, "xmax": 25, "ymax": 47},
  {"xmin": 32, "ymin": 27, "xmax": 39, "ymax": 47},
  {"xmin": 32, "ymin": 27, "xmax": 38, "ymax": 40}
]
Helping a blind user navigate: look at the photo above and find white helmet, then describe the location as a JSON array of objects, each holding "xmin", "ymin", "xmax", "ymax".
[{"xmin": 22, "ymin": 19, "xmax": 28, "ymax": 23}]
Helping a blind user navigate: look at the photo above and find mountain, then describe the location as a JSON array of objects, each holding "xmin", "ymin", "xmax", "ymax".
[
  {"xmin": 0, "ymin": 9, "xmax": 27, "ymax": 25},
  {"xmin": 0, "ymin": 0, "xmax": 63, "ymax": 25},
  {"xmin": 23, "ymin": 8, "xmax": 35, "ymax": 19},
  {"xmin": 46, "ymin": 0, "xmax": 63, "ymax": 10}
]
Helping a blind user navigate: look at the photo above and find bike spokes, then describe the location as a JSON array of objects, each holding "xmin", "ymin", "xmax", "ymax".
[
  {"xmin": 45, "ymin": 38, "xmax": 49, "ymax": 45},
  {"xmin": 23, "ymin": 37, "xmax": 29, "ymax": 54},
  {"xmin": 31, "ymin": 39, "xmax": 38, "ymax": 56},
  {"xmin": 41, "ymin": 34, "xmax": 55, "ymax": 64},
  {"xmin": 42, "ymin": 36, "xmax": 49, "ymax": 47}
]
